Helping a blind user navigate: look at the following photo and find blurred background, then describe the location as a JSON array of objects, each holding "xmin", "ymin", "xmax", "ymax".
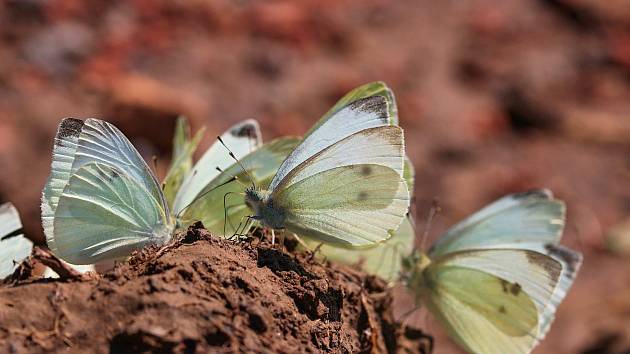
[{"xmin": 0, "ymin": 0, "xmax": 628, "ymax": 353}]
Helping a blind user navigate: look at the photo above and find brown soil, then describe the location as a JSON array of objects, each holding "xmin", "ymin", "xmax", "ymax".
[{"xmin": 0, "ymin": 225, "xmax": 431, "ymax": 354}]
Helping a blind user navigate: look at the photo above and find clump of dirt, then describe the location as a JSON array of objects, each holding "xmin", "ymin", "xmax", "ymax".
[{"xmin": 0, "ymin": 224, "xmax": 431, "ymax": 354}]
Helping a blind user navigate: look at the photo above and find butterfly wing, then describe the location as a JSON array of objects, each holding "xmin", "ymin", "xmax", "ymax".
[
  {"xmin": 162, "ymin": 117, "xmax": 205, "ymax": 209},
  {"xmin": 269, "ymin": 95, "xmax": 392, "ymax": 191},
  {"xmin": 52, "ymin": 162, "xmax": 172, "ymax": 264},
  {"xmin": 429, "ymin": 190, "xmax": 565, "ymax": 258},
  {"xmin": 173, "ymin": 119, "xmax": 261, "ymax": 215},
  {"xmin": 275, "ymin": 162, "xmax": 408, "ymax": 246},
  {"xmin": 178, "ymin": 137, "xmax": 299, "ymax": 235},
  {"xmin": 304, "ymin": 158, "xmax": 416, "ymax": 281},
  {"xmin": 43, "ymin": 118, "xmax": 172, "ymax": 264},
  {"xmin": 417, "ymin": 248, "xmax": 580, "ymax": 354},
  {"xmin": 0, "ymin": 203, "xmax": 32, "ymax": 279},
  {"xmin": 42, "ymin": 118, "xmax": 84, "ymax": 243},
  {"xmin": 308, "ymin": 82, "xmax": 398, "ymax": 137},
  {"xmin": 308, "ymin": 216, "xmax": 415, "ymax": 282}
]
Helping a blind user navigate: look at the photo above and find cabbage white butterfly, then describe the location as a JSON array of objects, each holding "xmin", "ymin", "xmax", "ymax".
[
  {"xmin": 244, "ymin": 83, "xmax": 410, "ymax": 247},
  {"xmin": 336, "ymin": 189, "xmax": 581, "ymax": 354},
  {"xmin": 0, "ymin": 203, "xmax": 33, "ymax": 279},
  {"xmin": 295, "ymin": 81, "xmax": 416, "ymax": 275},
  {"xmin": 403, "ymin": 190, "xmax": 582, "ymax": 354},
  {"xmin": 166, "ymin": 117, "xmax": 300, "ymax": 235},
  {"xmin": 42, "ymin": 117, "xmax": 297, "ymax": 264}
]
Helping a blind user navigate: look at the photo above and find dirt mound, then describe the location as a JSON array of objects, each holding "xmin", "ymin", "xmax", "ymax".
[{"xmin": 0, "ymin": 225, "xmax": 430, "ymax": 354}]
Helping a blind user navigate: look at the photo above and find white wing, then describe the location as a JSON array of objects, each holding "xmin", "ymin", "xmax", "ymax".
[
  {"xmin": 51, "ymin": 162, "xmax": 173, "ymax": 264},
  {"xmin": 276, "ymin": 126, "xmax": 405, "ymax": 190},
  {"xmin": 73, "ymin": 118, "xmax": 167, "ymax": 210},
  {"xmin": 307, "ymin": 81, "xmax": 398, "ymax": 137},
  {"xmin": 418, "ymin": 248, "xmax": 580, "ymax": 354},
  {"xmin": 42, "ymin": 118, "xmax": 84, "ymax": 242},
  {"xmin": 173, "ymin": 119, "xmax": 261, "ymax": 215},
  {"xmin": 269, "ymin": 96, "xmax": 391, "ymax": 190},
  {"xmin": 43, "ymin": 118, "xmax": 169, "ymax": 247},
  {"xmin": 429, "ymin": 190, "xmax": 565, "ymax": 258},
  {"xmin": 0, "ymin": 203, "xmax": 33, "ymax": 279}
]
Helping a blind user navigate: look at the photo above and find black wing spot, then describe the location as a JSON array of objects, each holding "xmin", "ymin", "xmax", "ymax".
[
  {"xmin": 231, "ymin": 123, "xmax": 257, "ymax": 138},
  {"xmin": 358, "ymin": 191, "xmax": 368, "ymax": 201},
  {"xmin": 348, "ymin": 96, "xmax": 388, "ymax": 121},
  {"xmin": 500, "ymin": 279, "xmax": 509, "ymax": 293},
  {"xmin": 498, "ymin": 305, "xmax": 507, "ymax": 314},
  {"xmin": 55, "ymin": 118, "xmax": 84, "ymax": 146},
  {"xmin": 510, "ymin": 283, "xmax": 521, "ymax": 296},
  {"xmin": 544, "ymin": 243, "xmax": 581, "ymax": 273},
  {"xmin": 110, "ymin": 169, "xmax": 121, "ymax": 181},
  {"xmin": 360, "ymin": 165, "xmax": 373, "ymax": 176}
]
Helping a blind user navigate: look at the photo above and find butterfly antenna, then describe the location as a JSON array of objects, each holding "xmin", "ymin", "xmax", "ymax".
[
  {"xmin": 216, "ymin": 167, "xmax": 249, "ymax": 189},
  {"xmin": 176, "ymin": 176, "xmax": 239, "ymax": 219},
  {"xmin": 419, "ymin": 198, "xmax": 441, "ymax": 253},
  {"xmin": 217, "ymin": 136, "xmax": 256, "ymax": 189}
]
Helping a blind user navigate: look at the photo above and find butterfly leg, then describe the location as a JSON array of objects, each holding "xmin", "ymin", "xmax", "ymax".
[
  {"xmin": 278, "ymin": 229, "xmax": 286, "ymax": 250},
  {"xmin": 229, "ymin": 215, "xmax": 254, "ymax": 240}
]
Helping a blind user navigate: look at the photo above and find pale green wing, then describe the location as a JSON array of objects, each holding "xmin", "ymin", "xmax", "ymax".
[
  {"xmin": 178, "ymin": 137, "xmax": 300, "ymax": 235},
  {"xmin": 417, "ymin": 248, "xmax": 580, "ymax": 354},
  {"xmin": 162, "ymin": 117, "xmax": 205, "ymax": 209},
  {"xmin": 306, "ymin": 82, "xmax": 398, "ymax": 138},
  {"xmin": 270, "ymin": 96, "xmax": 392, "ymax": 191},
  {"xmin": 52, "ymin": 163, "xmax": 173, "ymax": 264},
  {"xmin": 0, "ymin": 203, "xmax": 32, "ymax": 279},
  {"xmin": 173, "ymin": 119, "xmax": 261, "ymax": 215},
  {"xmin": 505, "ymin": 243, "xmax": 582, "ymax": 338},
  {"xmin": 276, "ymin": 164, "xmax": 408, "ymax": 247},
  {"xmin": 41, "ymin": 118, "xmax": 84, "ymax": 243},
  {"xmin": 308, "ymin": 216, "xmax": 414, "ymax": 282},
  {"xmin": 429, "ymin": 190, "xmax": 565, "ymax": 258},
  {"xmin": 304, "ymin": 157, "xmax": 416, "ymax": 282}
]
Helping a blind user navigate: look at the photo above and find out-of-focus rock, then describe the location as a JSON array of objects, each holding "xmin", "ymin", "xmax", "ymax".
[
  {"xmin": 104, "ymin": 74, "xmax": 208, "ymax": 156},
  {"xmin": 607, "ymin": 218, "xmax": 630, "ymax": 256}
]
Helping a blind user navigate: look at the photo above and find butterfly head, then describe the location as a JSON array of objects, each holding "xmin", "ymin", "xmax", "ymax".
[
  {"xmin": 244, "ymin": 188, "xmax": 286, "ymax": 229},
  {"xmin": 400, "ymin": 251, "xmax": 432, "ymax": 291}
]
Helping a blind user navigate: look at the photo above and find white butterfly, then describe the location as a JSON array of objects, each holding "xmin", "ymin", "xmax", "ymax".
[
  {"xmin": 297, "ymin": 82, "xmax": 416, "ymax": 279},
  {"xmin": 244, "ymin": 85, "xmax": 410, "ymax": 247},
  {"xmin": 0, "ymin": 203, "xmax": 33, "ymax": 279},
  {"xmin": 41, "ymin": 117, "xmax": 295, "ymax": 265},
  {"xmin": 399, "ymin": 190, "xmax": 582, "ymax": 354}
]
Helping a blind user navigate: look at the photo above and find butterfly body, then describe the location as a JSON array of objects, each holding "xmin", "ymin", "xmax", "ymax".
[{"xmin": 245, "ymin": 187, "xmax": 286, "ymax": 229}]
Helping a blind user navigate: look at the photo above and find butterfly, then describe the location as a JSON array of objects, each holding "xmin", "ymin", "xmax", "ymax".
[
  {"xmin": 328, "ymin": 189, "xmax": 581, "ymax": 354},
  {"xmin": 0, "ymin": 203, "xmax": 33, "ymax": 279},
  {"xmin": 41, "ymin": 117, "xmax": 298, "ymax": 265},
  {"xmin": 165, "ymin": 117, "xmax": 300, "ymax": 235},
  {"xmin": 244, "ymin": 82, "xmax": 410, "ymax": 247},
  {"xmin": 298, "ymin": 82, "xmax": 416, "ymax": 280}
]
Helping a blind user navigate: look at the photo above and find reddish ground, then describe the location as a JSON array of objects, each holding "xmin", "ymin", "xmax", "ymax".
[{"xmin": 0, "ymin": 0, "xmax": 629, "ymax": 353}]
